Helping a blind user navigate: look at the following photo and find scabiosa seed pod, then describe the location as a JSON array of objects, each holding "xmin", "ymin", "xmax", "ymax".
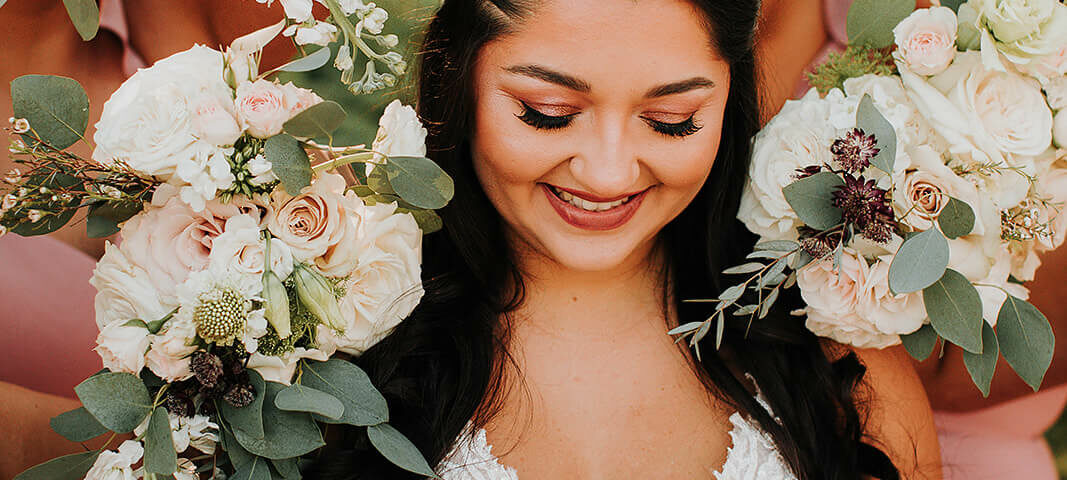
[
  {"xmin": 164, "ymin": 392, "xmax": 196, "ymax": 418},
  {"xmin": 190, "ymin": 351, "xmax": 225, "ymax": 389},
  {"xmin": 223, "ymin": 382, "xmax": 256, "ymax": 408}
]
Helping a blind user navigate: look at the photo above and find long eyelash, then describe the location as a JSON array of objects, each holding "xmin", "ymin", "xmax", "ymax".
[
  {"xmin": 516, "ymin": 101, "xmax": 575, "ymax": 130},
  {"xmin": 644, "ymin": 116, "xmax": 703, "ymax": 138}
]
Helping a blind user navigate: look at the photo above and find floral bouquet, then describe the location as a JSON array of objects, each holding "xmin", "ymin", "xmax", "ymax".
[
  {"xmin": 6, "ymin": 2, "xmax": 450, "ymax": 479},
  {"xmin": 672, "ymin": 0, "xmax": 1067, "ymax": 395}
]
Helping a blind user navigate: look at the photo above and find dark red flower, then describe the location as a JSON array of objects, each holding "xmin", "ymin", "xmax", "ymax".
[
  {"xmin": 831, "ymin": 128, "xmax": 880, "ymax": 174},
  {"xmin": 795, "ymin": 165, "xmax": 824, "ymax": 179},
  {"xmin": 832, "ymin": 175, "xmax": 895, "ymax": 243}
]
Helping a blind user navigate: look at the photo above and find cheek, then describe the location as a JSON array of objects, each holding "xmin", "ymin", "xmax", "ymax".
[
  {"xmin": 472, "ymin": 92, "xmax": 563, "ymax": 188},
  {"xmin": 645, "ymin": 127, "xmax": 723, "ymax": 192}
]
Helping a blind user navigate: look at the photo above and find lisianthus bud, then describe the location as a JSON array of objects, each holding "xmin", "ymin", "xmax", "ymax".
[
  {"xmin": 262, "ymin": 271, "xmax": 292, "ymax": 339},
  {"xmin": 292, "ymin": 265, "xmax": 345, "ymax": 331}
]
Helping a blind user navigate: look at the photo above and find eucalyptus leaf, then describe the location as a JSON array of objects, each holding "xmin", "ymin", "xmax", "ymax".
[
  {"xmin": 74, "ymin": 372, "xmax": 152, "ymax": 433},
  {"xmin": 11, "ymin": 75, "xmax": 89, "ymax": 150},
  {"xmin": 384, "ymin": 156, "xmax": 455, "ymax": 210},
  {"xmin": 856, "ymin": 94, "xmax": 896, "ymax": 174},
  {"xmin": 782, "ymin": 172, "xmax": 845, "ymax": 231},
  {"xmin": 367, "ymin": 165, "xmax": 396, "ymax": 195},
  {"xmin": 283, "ymin": 100, "xmax": 346, "ymax": 139},
  {"xmin": 761, "ymin": 261, "xmax": 788, "ymax": 287},
  {"xmin": 791, "ymin": 250, "xmax": 815, "ymax": 270},
  {"xmin": 759, "ymin": 288, "xmax": 780, "ymax": 319},
  {"xmin": 275, "ymin": 384, "xmax": 345, "ymax": 420},
  {"xmin": 87, "ymin": 200, "xmax": 143, "ymax": 238},
  {"xmin": 940, "ymin": 0, "xmax": 964, "ymax": 13},
  {"xmin": 714, "ymin": 311, "xmax": 726, "ymax": 349},
  {"xmin": 998, "ymin": 295, "xmax": 1054, "ymax": 391},
  {"xmin": 692, "ymin": 319, "xmax": 712, "ymax": 344},
  {"xmin": 221, "ymin": 425, "xmax": 255, "ymax": 470},
  {"xmin": 13, "ymin": 450, "xmax": 100, "ymax": 480},
  {"xmin": 271, "ymin": 458, "xmax": 301, "ymax": 479},
  {"xmin": 219, "ymin": 369, "xmax": 266, "ymax": 439},
  {"xmin": 367, "ymin": 423, "xmax": 439, "ymax": 478},
  {"xmin": 717, "ymin": 284, "xmax": 745, "ymax": 303},
  {"xmin": 962, "ymin": 323, "xmax": 999, "ymax": 397},
  {"xmin": 923, "ymin": 269, "xmax": 984, "ymax": 354},
  {"xmin": 264, "ymin": 134, "xmax": 312, "ymax": 195},
  {"xmin": 732, "ymin": 305, "xmax": 759, "ymax": 316},
  {"xmin": 846, "ymin": 0, "xmax": 915, "ymax": 48},
  {"xmin": 722, "ymin": 263, "xmax": 764, "ymax": 275},
  {"xmin": 888, "ymin": 228, "xmax": 949, "ymax": 294},
  {"xmin": 230, "ymin": 381, "xmax": 325, "ymax": 459},
  {"xmin": 276, "ymin": 47, "xmax": 332, "ymax": 73},
  {"xmin": 397, "ymin": 207, "xmax": 443, "ymax": 234},
  {"xmin": 900, "ymin": 324, "xmax": 938, "ymax": 362},
  {"xmin": 301, "ymin": 358, "xmax": 389, "ymax": 426},
  {"xmin": 667, "ymin": 321, "xmax": 703, "ymax": 335},
  {"xmin": 754, "ymin": 240, "xmax": 799, "ymax": 252},
  {"xmin": 49, "ymin": 407, "xmax": 108, "ymax": 442},
  {"xmin": 747, "ymin": 250, "xmax": 784, "ymax": 261},
  {"xmin": 62, "ymin": 0, "xmax": 99, "ymax": 40},
  {"xmin": 11, "ymin": 172, "xmax": 82, "ymax": 237},
  {"xmin": 144, "ymin": 407, "xmax": 178, "ymax": 475},
  {"xmin": 938, "ymin": 197, "xmax": 976, "ymax": 239},
  {"xmin": 229, "ymin": 456, "xmax": 272, "ymax": 480}
]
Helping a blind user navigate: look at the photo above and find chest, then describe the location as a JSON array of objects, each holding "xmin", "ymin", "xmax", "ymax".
[{"xmin": 482, "ymin": 325, "xmax": 737, "ymax": 478}]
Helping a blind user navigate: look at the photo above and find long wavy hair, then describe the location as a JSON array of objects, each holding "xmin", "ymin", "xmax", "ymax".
[{"xmin": 306, "ymin": 1, "xmax": 900, "ymax": 478}]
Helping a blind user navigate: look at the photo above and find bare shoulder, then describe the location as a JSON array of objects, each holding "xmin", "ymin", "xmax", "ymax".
[{"xmin": 824, "ymin": 341, "xmax": 944, "ymax": 479}]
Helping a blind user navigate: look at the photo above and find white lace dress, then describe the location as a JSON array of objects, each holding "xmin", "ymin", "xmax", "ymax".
[{"xmin": 435, "ymin": 386, "xmax": 796, "ymax": 480}]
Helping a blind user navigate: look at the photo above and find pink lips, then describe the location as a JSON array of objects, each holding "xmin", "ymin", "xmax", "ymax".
[{"xmin": 541, "ymin": 184, "xmax": 649, "ymax": 231}]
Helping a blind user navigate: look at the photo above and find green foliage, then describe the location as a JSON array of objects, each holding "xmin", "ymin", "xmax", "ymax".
[
  {"xmin": 283, "ymin": 100, "xmax": 347, "ymax": 140},
  {"xmin": 962, "ymin": 323, "xmax": 999, "ymax": 397},
  {"xmin": 228, "ymin": 381, "xmax": 325, "ymax": 459},
  {"xmin": 847, "ymin": 0, "xmax": 915, "ymax": 48},
  {"xmin": 383, "ymin": 156, "xmax": 455, "ymax": 210},
  {"xmin": 889, "ymin": 228, "xmax": 950, "ymax": 294},
  {"xmin": 783, "ymin": 172, "xmax": 845, "ymax": 231},
  {"xmin": 400, "ymin": 207, "xmax": 443, "ymax": 234},
  {"xmin": 276, "ymin": 47, "xmax": 333, "ymax": 73},
  {"xmin": 856, "ymin": 94, "xmax": 896, "ymax": 174},
  {"xmin": 367, "ymin": 423, "xmax": 440, "ymax": 478},
  {"xmin": 229, "ymin": 455, "xmax": 273, "ymax": 480},
  {"xmin": 300, "ymin": 358, "xmax": 389, "ymax": 426},
  {"xmin": 264, "ymin": 134, "xmax": 312, "ymax": 195},
  {"xmin": 74, "ymin": 371, "xmax": 152, "ymax": 433},
  {"xmin": 998, "ymin": 295, "xmax": 1055, "ymax": 391},
  {"xmin": 86, "ymin": 200, "xmax": 143, "ymax": 238},
  {"xmin": 11, "ymin": 75, "xmax": 89, "ymax": 150},
  {"xmin": 939, "ymin": 197, "xmax": 976, "ymax": 239},
  {"xmin": 275, "ymin": 384, "xmax": 345, "ymax": 420},
  {"xmin": 219, "ymin": 370, "xmax": 267, "ymax": 439},
  {"xmin": 144, "ymin": 407, "xmax": 178, "ymax": 475},
  {"xmin": 13, "ymin": 450, "xmax": 99, "ymax": 480},
  {"xmin": 9, "ymin": 171, "xmax": 83, "ymax": 237},
  {"xmin": 940, "ymin": 0, "xmax": 965, "ymax": 13},
  {"xmin": 901, "ymin": 324, "xmax": 939, "ymax": 361},
  {"xmin": 923, "ymin": 269, "xmax": 984, "ymax": 354},
  {"xmin": 49, "ymin": 407, "xmax": 108, "ymax": 442},
  {"xmin": 62, "ymin": 0, "xmax": 99, "ymax": 41},
  {"xmin": 270, "ymin": 457, "xmax": 301, "ymax": 479},
  {"xmin": 807, "ymin": 46, "xmax": 896, "ymax": 95}
]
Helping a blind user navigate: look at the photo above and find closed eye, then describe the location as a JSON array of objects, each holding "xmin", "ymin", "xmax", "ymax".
[
  {"xmin": 516, "ymin": 101, "xmax": 576, "ymax": 130},
  {"xmin": 641, "ymin": 116, "xmax": 702, "ymax": 137}
]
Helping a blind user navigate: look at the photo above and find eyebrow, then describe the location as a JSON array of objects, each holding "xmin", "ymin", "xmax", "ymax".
[{"xmin": 503, "ymin": 64, "xmax": 715, "ymax": 98}]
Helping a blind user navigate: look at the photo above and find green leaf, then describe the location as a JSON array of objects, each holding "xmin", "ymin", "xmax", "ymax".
[
  {"xmin": 717, "ymin": 284, "xmax": 745, "ymax": 303},
  {"xmin": 962, "ymin": 323, "xmax": 999, "ymax": 397},
  {"xmin": 283, "ymin": 100, "xmax": 346, "ymax": 139},
  {"xmin": 301, "ymin": 358, "xmax": 389, "ymax": 426},
  {"xmin": 782, "ymin": 172, "xmax": 845, "ymax": 231},
  {"xmin": 900, "ymin": 324, "xmax": 938, "ymax": 361},
  {"xmin": 404, "ymin": 208, "xmax": 443, "ymax": 234},
  {"xmin": 923, "ymin": 269, "xmax": 984, "ymax": 354},
  {"xmin": 938, "ymin": 197, "xmax": 976, "ymax": 239},
  {"xmin": 856, "ymin": 94, "xmax": 897, "ymax": 174},
  {"xmin": 221, "ymin": 424, "xmax": 255, "ymax": 469},
  {"xmin": 940, "ymin": 0, "xmax": 964, "ymax": 13},
  {"xmin": 219, "ymin": 370, "xmax": 266, "ymax": 440},
  {"xmin": 997, "ymin": 295, "xmax": 1055, "ymax": 391},
  {"xmin": 10, "ymin": 172, "xmax": 82, "ymax": 237},
  {"xmin": 276, "ymin": 47, "xmax": 332, "ymax": 73},
  {"xmin": 86, "ymin": 200, "xmax": 143, "ymax": 238},
  {"xmin": 62, "ymin": 0, "xmax": 99, "ymax": 40},
  {"xmin": 383, "ymin": 156, "xmax": 455, "ymax": 210},
  {"xmin": 367, "ymin": 423, "xmax": 439, "ymax": 478},
  {"xmin": 264, "ymin": 134, "xmax": 311, "ymax": 195},
  {"xmin": 668, "ymin": 321, "xmax": 704, "ymax": 335},
  {"xmin": 847, "ymin": 0, "xmax": 915, "ymax": 48},
  {"xmin": 270, "ymin": 458, "xmax": 301, "ymax": 479},
  {"xmin": 230, "ymin": 381, "xmax": 325, "ymax": 459},
  {"xmin": 722, "ymin": 262, "xmax": 765, "ymax": 275},
  {"xmin": 754, "ymin": 240, "xmax": 799, "ymax": 252},
  {"xmin": 275, "ymin": 384, "xmax": 344, "ymax": 420},
  {"xmin": 11, "ymin": 75, "xmax": 89, "ymax": 150},
  {"xmin": 13, "ymin": 450, "xmax": 100, "ymax": 480},
  {"xmin": 144, "ymin": 407, "xmax": 178, "ymax": 475},
  {"xmin": 74, "ymin": 372, "xmax": 152, "ymax": 433},
  {"xmin": 759, "ymin": 288, "xmax": 780, "ymax": 319},
  {"xmin": 49, "ymin": 407, "xmax": 108, "ymax": 442},
  {"xmin": 367, "ymin": 165, "xmax": 396, "ymax": 195},
  {"xmin": 229, "ymin": 455, "xmax": 272, "ymax": 480},
  {"xmin": 888, "ymin": 228, "xmax": 949, "ymax": 294}
]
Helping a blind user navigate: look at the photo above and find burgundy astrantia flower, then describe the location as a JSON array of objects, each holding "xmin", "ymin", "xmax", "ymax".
[
  {"xmin": 794, "ymin": 165, "xmax": 824, "ymax": 179},
  {"xmin": 832, "ymin": 174, "xmax": 895, "ymax": 243},
  {"xmin": 798, "ymin": 226, "xmax": 843, "ymax": 259},
  {"xmin": 830, "ymin": 128, "xmax": 880, "ymax": 174}
]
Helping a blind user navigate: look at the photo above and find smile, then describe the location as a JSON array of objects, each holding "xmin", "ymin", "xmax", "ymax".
[{"xmin": 541, "ymin": 184, "xmax": 650, "ymax": 231}]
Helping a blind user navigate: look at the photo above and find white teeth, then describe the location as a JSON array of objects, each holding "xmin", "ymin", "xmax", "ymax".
[{"xmin": 551, "ymin": 186, "xmax": 631, "ymax": 212}]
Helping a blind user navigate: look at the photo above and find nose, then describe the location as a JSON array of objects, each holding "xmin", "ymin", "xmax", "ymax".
[{"xmin": 568, "ymin": 114, "xmax": 641, "ymax": 197}]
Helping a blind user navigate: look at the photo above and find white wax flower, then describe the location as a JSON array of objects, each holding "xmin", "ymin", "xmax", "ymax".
[
  {"xmin": 893, "ymin": 7, "xmax": 958, "ymax": 76},
  {"xmin": 85, "ymin": 440, "xmax": 143, "ymax": 480}
]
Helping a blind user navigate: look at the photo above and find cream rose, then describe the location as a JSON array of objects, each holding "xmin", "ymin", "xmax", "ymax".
[
  {"xmin": 895, "ymin": 146, "xmax": 985, "ymax": 233},
  {"xmin": 145, "ymin": 319, "xmax": 197, "ymax": 382},
  {"xmin": 190, "ymin": 96, "xmax": 242, "ymax": 147},
  {"xmin": 209, "ymin": 214, "xmax": 295, "ymax": 280},
  {"xmin": 973, "ymin": 0, "xmax": 1067, "ymax": 65},
  {"xmin": 856, "ymin": 256, "xmax": 927, "ymax": 337},
  {"xmin": 267, "ymin": 173, "xmax": 360, "ymax": 264},
  {"xmin": 95, "ymin": 320, "xmax": 151, "ymax": 374},
  {"xmin": 236, "ymin": 79, "xmax": 291, "ymax": 139},
  {"xmin": 1055, "ymin": 109, "xmax": 1067, "ymax": 148},
  {"xmin": 893, "ymin": 7, "xmax": 958, "ymax": 76},
  {"xmin": 90, "ymin": 243, "xmax": 176, "ymax": 330}
]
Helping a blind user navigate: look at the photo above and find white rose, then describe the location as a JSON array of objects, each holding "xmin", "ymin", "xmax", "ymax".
[
  {"xmin": 372, "ymin": 100, "xmax": 428, "ymax": 161},
  {"xmin": 283, "ymin": 21, "xmax": 338, "ymax": 46},
  {"xmin": 844, "ymin": 74, "xmax": 943, "ymax": 164},
  {"xmin": 247, "ymin": 347, "xmax": 330, "ymax": 384},
  {"xmin": 90, "ymin": 242, "xmax": 175, "ymax": 330},
  {"xmin": 329, "ymin": 202, "xmax": 423, "ymax": 355},
  {"xmin": 95, "ymin": 320, "xmax": 151, "ymax": 374},
  {"xmin": 894, "ymin": 7, "xmax": 958, "ymax": 76},
  {"xmin": 236, "ymin": 79, "xmax": 292, "ymax": 139},
  {"xmin": 210, "ymin": 214, "xmax": 295, "ymax": 280},
  {"xmin": 1021, "ymin": 45, "xmax": 1067, "ymax": 82},
  {"xmin": 1055, "ymin": 109, "xmax": 1067, "ymax": 148},
  {"xmin": 974, "ymin": 0, "xmax": 1067, "ymax": 65},
  {"xmin": 145, "ymin": 318, "xmax": 197, "ymax": 382},
  {"xmin": 85, "ymin": 440, "xmax": 143, "ymax": 480},
  {"xmin": 856, "ymin": 256, "xmax": 927, "ymax": 337},
  {"xmin": 895, "ymin": 145, "xmax": 986, "ymax": 234},
  {"xmin": 738, "ymin": 89, "xmax": 841, "ymax": 241},
  {"xmin": 1046, "ymin": 76, "xmax": 1067, "ymax": 111}
]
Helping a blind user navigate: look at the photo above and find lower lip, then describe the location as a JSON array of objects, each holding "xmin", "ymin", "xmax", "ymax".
[{"xmin": 541, "ymin": 184, "xmax": 648, "ymax": 231}]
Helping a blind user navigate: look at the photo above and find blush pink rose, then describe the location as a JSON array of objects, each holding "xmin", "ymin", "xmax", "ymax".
[
  {"xmin": 235, "ymin": 79, "xmax": 291, "ymax": 139},
  {"xmin": 266, "ymin": 173, "xmax": 361, "ymax": 269},
  {"xmin": 145, "ymin": 319, "xmax": 198, "ymax": 382},
  {"xmin": 281, "ymin": 81, "xmax": 324, "ymax": 118},
  {"xmin": 894, "ymin": 7, "xmax": 958, "ymax": 76},
  {"xmin": 191, "ymin": 96, "xmax": 242, "ymax": 146}
]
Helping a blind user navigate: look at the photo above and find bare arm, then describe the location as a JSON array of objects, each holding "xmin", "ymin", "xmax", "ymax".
[{"xmin": 754, "ymin": 0, "xmax": 827, "ymax": 123}]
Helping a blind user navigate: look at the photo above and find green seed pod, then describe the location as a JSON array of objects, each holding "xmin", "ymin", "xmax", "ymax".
[
  {"xmin": 292, "ymin": 265, "xmax": 345, "ymax": 331},
  {"xmin": 262, "ymin": 271, "xmax": 292, "ymax": 339}
]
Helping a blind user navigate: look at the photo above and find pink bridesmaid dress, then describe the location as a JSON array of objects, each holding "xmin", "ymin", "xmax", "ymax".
[{"xmin": 807, "ymin": 2, "xmax": 1067, "ymax": 478}]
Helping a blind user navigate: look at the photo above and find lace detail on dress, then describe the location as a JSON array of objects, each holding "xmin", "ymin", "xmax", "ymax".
[{"xmin": 437, "ymin": 421, "xmax": 519, "ymax": 480}]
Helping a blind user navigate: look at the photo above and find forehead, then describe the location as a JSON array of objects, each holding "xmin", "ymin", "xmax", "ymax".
[{"xmin": 477, "ymin": 0, "xmax": 726, "ymax": 92}]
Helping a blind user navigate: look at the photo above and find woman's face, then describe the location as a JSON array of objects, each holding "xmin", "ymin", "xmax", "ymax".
[{"xmin": 472, "ymin": 0, "xmax": 731, "ymax": 273}]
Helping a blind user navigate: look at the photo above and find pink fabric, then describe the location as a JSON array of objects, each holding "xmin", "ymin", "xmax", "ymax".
[
  {"xmin": 0, "ymin": 234, "xmax": 101, "ymax": 398},
  {"xmin": 99, "ymin": 0, "xmax": 146, "ymax": 76}
]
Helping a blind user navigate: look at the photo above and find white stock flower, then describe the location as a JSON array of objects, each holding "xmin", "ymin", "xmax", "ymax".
[
  {"xmin": 247, "ymin": 347, "xmax": 330, "ymax": 384},
  {"xmin": 85, "ymin": 440, "xmax": 143, "ymax": 480},
  {"xmin": 90, "ymin": 242, "xmax": 176, "ymax": 330},
  {"xmin": 225, "ymin": 20, "xmax": 286, "ymax": 83},
  {"xmin": 335, "ymin": 44, "xmax": 355, "ymax": 72},
  {"xmin": 248, "ymin": 154, "xmax": 280, "ymax": 186},
  {"xmin": 283, "ymin": 21, "xmax": 338, "ymax": 46},
  {"xmin": 339, "ymin": 0, "xmax": 370, "ymax": 14},
  {"xmin": 893, "ymin": 7, "xmax": 958, "ymax": 76},
  {"xmin": 95, "ymin": 319, "xmax": 151, "ymax": 374},
  {"xmin": 256, "ymin": 0, "xmax": 313, "ymax": 22},
  {"xmin": 209, "ymin": 214, "xmax": 295, "ymax": 280},
  {"xmin": 372, "ymin": 100, "xmax": 428, "ymax": 157},
  {"xmin": 145, "ymin": 318, "xmax": 197, "ymax": 382},
  {"xmin": 360, "ymin": 7, "xmax": 389, "ymax": 35},
  {"xmin": 134, "ymin": 411, "xmax": 219, "ymax": 455}
]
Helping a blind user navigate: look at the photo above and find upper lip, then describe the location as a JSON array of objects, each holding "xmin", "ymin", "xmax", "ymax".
[{"xmin": 547, "ymin": 184, "xmax": 650, "ymax": 203}]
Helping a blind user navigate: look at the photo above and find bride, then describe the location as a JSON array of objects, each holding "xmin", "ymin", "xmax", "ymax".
[{"xmin": 304, "ymin": 0, "xmax": 940, "ymax": 478}]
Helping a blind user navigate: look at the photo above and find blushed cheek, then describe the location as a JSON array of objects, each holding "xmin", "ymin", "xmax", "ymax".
[{"xmin": 473, "ymin": 97, "xmax": 565, "ymax": 187}]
